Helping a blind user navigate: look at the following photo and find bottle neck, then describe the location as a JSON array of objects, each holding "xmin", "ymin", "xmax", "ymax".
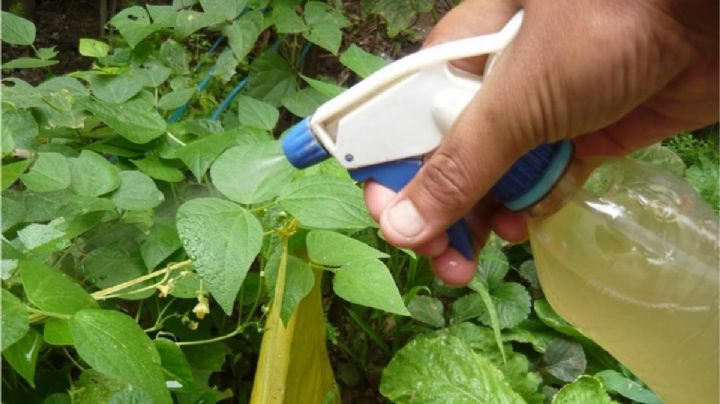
[{"xmin": 525, "ymin": 158, "xmax": 599, "ymax": 220}]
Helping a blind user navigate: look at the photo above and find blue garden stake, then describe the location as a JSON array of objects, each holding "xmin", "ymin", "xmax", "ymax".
[{"xmin": 209, "ymin": 77, "xmax": 249, "ymax": 121}]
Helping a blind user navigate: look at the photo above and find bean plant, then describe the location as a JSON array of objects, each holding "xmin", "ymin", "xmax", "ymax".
[{"xmin": 1, "ymin": 1, "xmax": 716, "ymax": 403}]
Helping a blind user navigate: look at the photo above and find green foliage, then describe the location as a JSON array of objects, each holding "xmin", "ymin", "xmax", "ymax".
[{"xmin": 362, "ymin": 0, "xmax": 434, "ymax": 37}]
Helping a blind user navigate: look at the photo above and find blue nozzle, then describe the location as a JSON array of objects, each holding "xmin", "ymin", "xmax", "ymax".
[{"xmin": 281, "ymin": 117, "xmax": 329, "ymax": 169}]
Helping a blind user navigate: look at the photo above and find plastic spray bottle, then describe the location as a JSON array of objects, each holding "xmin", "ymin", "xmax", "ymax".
[{"xmin": 280, "ymin": 11, "xmax": 719, "ymax": 403}]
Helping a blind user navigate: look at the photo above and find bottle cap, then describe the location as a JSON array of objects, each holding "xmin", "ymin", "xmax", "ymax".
[
  {"xmin": 492, "ymin": 140, "xmax": 574, "ymax": 211},
  {"xmin": 281, "ymin": 117, "xmax": 329, "ymax": 169}
]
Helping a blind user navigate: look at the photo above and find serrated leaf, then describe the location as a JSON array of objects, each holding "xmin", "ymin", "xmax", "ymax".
[
  {"xmin": 154, "ymin": 338, "xmax": 195, "ymax": 390},
  {"xmin": 89, "ymin": 72, "xmax": 144, "ymax": 104},
  {"xmin": 70, "ymin": 150, "xmax": 120, "ymax": 196},
  {"xmin": 380, "ymin": 335, "xmax": 524, "ymax": 403},
  {"xmin": 69, "ymin": 309, "xmax": 171, "ymax": 404},
  {"xmin": 223, "ymin": 10, "xmax": 263, "ymax": 62},
  {"xmin": 176, "ymin": 198, "xmax": 263, "ymax": 314},
  {"xmin": 362, "ymin": 0, "xmax": 433, "ymax": 37},
  {"xmin": 20, "ymin": 260, "xmax": 98, "ymax": 314},
  {"xmin": 339, "ymin": 44, "xmax": 388, "ymax": 78},
  {"xmin": 534, "ymin": 299, "xmax": 586, "ymax": 340},
  {"xmin": 111, "ymin": 171, "xmax": 164, "ymax": 210},
  {"xmin": 158, "ymin": 88, "xmax": 196, "ymax": 110},
  {"xmin": 543, "ymin": 339, "xmax": 586, "ymax": 382},
  {"xmin": 1, "ymin": 11, "xmax": 36, "ymax": 45},
  {"xmin": 2, "ymin": 328, "xmax": 42, "ymax": 387},
  {"xmin": 280, "ymin": 255, "xmax": 314, "ymax": 324},
  {"xmin": 141, "ymin": 219, "xmax": 181, "ymax": 270},
  {"xmin": 21, "ymin": 152, "xmax": 71, "ymax": 192},
  {"xmin": 306, "ymin": 230, "xmax": 388, "ymax": 266},
  {"xmin": 333, "ymin": 258, "xmax": 409, "ymax": 315},
  {"xmin": 247, "ymin": 50, "xmax": 297, "ymax": 106},
  {"xmin": 407, "ymin": 295, "xmax": 445, "ymax": 328},
  {"xmin": 2, "ymin": 57, "xmax": 57, "ymax": 69},
  {"xmin": 272, "ymin": 5, "xmax": 307, "ymax": 33},
  {"xmin": 211, "ymin": 142, "xmax": 294, "ymax": 204},
  {"xmin": 279, "ymin": 176, "xmax": 375, "ymax": 229},
  {"xmin": 518, "ymin": 259, "xmax": 539, "ymax": 289},
  {"xmin": 79, "ymin": 38, "xmax": 110, "ymax": 58},
  {"xmin": 1, "ymin": 289, "xmax": 29, "ymax": 351},
  {"xmin": 473, "ymin": 241, "xmax": 509, "ymax": 290},
  {"xmin": 552, "ymin": 375, "xmax": 616, "ymax": 404},
  {"xmin": 109, "ymin": 6, "xmax": 160, "ymax": 48},
  {"xmin": 480, "ymin": 282, "xmax": 531, "ymax": 329},
  {"xmin": 282, "ymin": 87, "xmax": 328, "ymax": 117},
  {"xmin": 83, "ymin": 99, "xmax": 166, "ymax": 144},
  {"xmin": 595, "ymin": 370, "xmax": 662, "ymax": 404},
  {"xmin": 131, "ymin": 153, "xmax": 185, "ymax": 183},
  {"xmin": 236, "ymin": 95, "xmax": 279, "ymax": 130}
]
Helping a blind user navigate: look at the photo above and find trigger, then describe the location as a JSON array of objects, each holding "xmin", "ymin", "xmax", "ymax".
[{"xmin": 349, "ymin": 158, "xmax": 422, "ymax": 192}]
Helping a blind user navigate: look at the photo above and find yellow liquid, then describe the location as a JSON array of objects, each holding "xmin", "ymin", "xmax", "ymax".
[{"xmin": 529, "ymin": 193, "xmax": 719, "ymax": 404}]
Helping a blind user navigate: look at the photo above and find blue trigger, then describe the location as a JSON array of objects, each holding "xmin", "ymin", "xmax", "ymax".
[{"xmin": 350, "ymin": 159, "xmax": 475, "ymax": 261}]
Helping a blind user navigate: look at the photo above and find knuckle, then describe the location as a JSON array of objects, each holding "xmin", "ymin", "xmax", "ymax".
[{"xmin": 419, "ymin": 151, "xmax": 472, "ymax": 211}]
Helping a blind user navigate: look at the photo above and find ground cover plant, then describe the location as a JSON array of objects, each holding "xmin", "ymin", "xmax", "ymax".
[{"xmin": 1, "ymin": 1, "xmax": 718, "ymax": 403}]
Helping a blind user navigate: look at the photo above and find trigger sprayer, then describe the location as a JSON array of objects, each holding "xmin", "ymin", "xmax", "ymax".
[{"xmin": 281, "ymin": 10, "xmax": 719, "ymax": 403}]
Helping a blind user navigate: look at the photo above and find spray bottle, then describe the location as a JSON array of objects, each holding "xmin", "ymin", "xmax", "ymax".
[{"xmin": 280, "ymin": 11, "xmax": 719, "ymax": 403}]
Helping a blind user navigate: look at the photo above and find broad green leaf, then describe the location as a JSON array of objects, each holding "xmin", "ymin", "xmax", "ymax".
[
  {"xmin": 181, "ymin": 342, "xmax": 227, "ymax": 386},
  {"xmin": 407, "ymin": 295, "xmax": 445, "ymax": 328},
  {"xmin": 333, "ymin": 258, "xmax": 409, "ymax": 315},
  {"xmin": 1, "ymin": 11, "xmax": 36, "ymax": 45},
  {"xmin": 1, "ymin": 78, "xmax": 44, "ymax": 109},
  {"xmin": 83, "ymin": 240, "xmax": 152, "ymax": 299},
  {"xmin": 20, "ymin": 260, "xmax": 98, "ymax": 314},
  {"xmin": 111, "ymin": 171, "xmax": 164, "ymax": 210},
  {"xmin": 552, "ymin": 375, "xmax": 616, "ymax": 404},
  {"xmin": 503, "ymin": 319, "xmax": 560, "ymax": 353},
  {"xmin": 2, "ymin": 57, "xmax": 57, "ymax": 69},
  {"xmin": 71, "ymin": 370, "xmax": 129, "ymax": 404},
  {"xmin": 36, "ymin": 46, "xmax": 58, "ymax": 60},
  {"xmin": 154, "ymin": 338, "xmax": 195, "ymax": 390},
  {"xmin": 2, "ymin": 328, "xmax": 42, "ymax": 387},
  {"xmin": 1, "ymin": 118, "xmax": 14, "ymax": 156},
  {"xmin": 279, "ymin": 176, "xmax": 376, "ymax": 229},
  {"xmin": 78, "ymin": 38, "xmax": 110, "ymax": 58},
  {"xmin": 2, "ymin": 160, "xmax": 30, "ymax": 190},
  {"xmin": 160, "ymin": 39, "xmax": 190, "ymax": 75},
  {"xmin": 21, "ymin": 152, "xmax": 71, "ymax": 192},
  {"xmin": 477, "ymin": 282, "xmax": 531, "ymax": 330},
  {"xmin": 158, "ymin": 88, "xmax": 196, "ymax": 110},
  {"xmin": 109, "ymin": 6, "xmax": 160, "ymax": 48},
  {"xmin": 174, "ymin": 9, "xmax": 224, "ymax": 38},
  {"xmin": 300, "ymin": 74, "xmax": 345, "ymax": 97},
  {"xmin": 69, "ymin": 309, "xmax": 171, "ymax": 404},
  {"xmin": 272, "ymin": 5, "xmax": 307, "ymax": 33},
  {"xmin": 450, "ymin": 293, "xmax": 484, "ymax": 324},
  {"xmin": 141, "ymin": 219, "xmax": 182, "ymax": 270},
  {"xmin": 1, "ymin": 289, "xmax": 29, "ymax": 351},
  {"xmin": 282, "ymin": 87, "xmax": 328, "ymax": 117},
  {"xmin": 280, "ymin": 255, "xmax": 314, "ymax": 324},
  {"xmin": 303, "ymin": 22, "xmax": 342, "ymax": 55},
  {"xmin": 595, "ymin": 370, "xmax": 662, "ymax": 404},
  {"xmin": 362, "ymin": 0, "xmax": 433, "ymax": 37},
  {"xmin": 176, "ymin": 130, "xmax": 244, "ymax": 181},
  {"xmin": 211, "ymin": 142, "xmax": 294, "ymax": 204},
  {"xmin": 474, "ymin": 241, "xmax": 509, "ymax": 290},
  {"xmin": 686, "ymin": 154, "xmax": 719, "ymax": 211},
  {"xmin": 89, "ymin": 73, "xmax": 144, "ymax": 104},
  {"xmin": 83, "ymin": 99, "xmax": 166, "ymax": 144},
  {"xmin": 518, "ymin": 259, "xmax": 539, "ymax": 289},
  {"xmin": 223, "ymin": 10, "xmax": 263, "ymax": 62},
  {"xmin": 3, "ymin": 107, "xmax": 39, "ymax": 152},
  {"xmin": 247, "ymin": 50, "xmax": 297, "ymax": 106},
  {"xmin": 109, "ymin": 389, "xmax": 151, "ymax": 403},
  {"xmin": 17, "ymin": 218, "xmax": 67, "ymax": 252},
  {"xmin": 44, "ymin": 318, "xmax": 73, "ymax": 346},
  {"xmin": 339, "ymin": 44, "xmax": 389, "ymax": 78},
  {"xmin": 303, "ymin": 1, "xmax": 350, "ymax": 27},
  {"xmin": 176, "ymin": 198, "xmax": 263, "ymax": 314},
  {"xmin": 212, "ymin": 48, "xmax": 238, "ymax": 83},
  {"xmin": 70, "ymin": 150, "xmax": 120, "ymax": 196},
  {"xmin": 543, "ymin": 339, "xmax": 586, "ymax": 382},
  {"xmin": 380, "ymin": 335, "xmax": 524, "ymax": 403},
  {"xmin": 534, "ymin": 299, "xmax": 586, "ymax": 340},
  {"xmin": 147, "ymin": 5, "xmax": 176, "ymax": 27},
  {"xmin": 131, "ymin": 153, "xmax": 185, "ymax": 183},
  {"xmin": 236, "ymin": 95, "xmax": 279, "ymax": 130},
  {"xmin": 306, "ymin": 230, "xmax": 388, "ymax": 266},
  {"xmin": 200, "ymin": 0, "xmax": 246, "ymax": 21}
]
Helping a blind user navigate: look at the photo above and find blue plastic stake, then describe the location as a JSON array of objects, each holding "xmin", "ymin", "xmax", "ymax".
[{"xmin": 209, "ymin": 77, "xmax": 249, "ymax": 121}]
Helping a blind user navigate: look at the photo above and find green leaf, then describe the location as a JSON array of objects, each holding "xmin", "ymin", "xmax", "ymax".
[
  {"xmin": 534, "ymin": 299, "xmax": 586, "ymax": 340},
  {"xmin": 339, "ymin": 44, "xmax": 389, "ymax": 78},
  {"xmin": 154, "ymin": 338, "xmax": 195, "ymax": 390},
  {"xmin": 2, "ymin": 160, "xmax": 31, "ymax": 190},
  {"xmin": 280, "ymin": 255, "xmax": 315, "ymax": 324},
  {"xmin": 686, "ymin": 153, "xmax": 719, "ymax": 210},
  {"xmin": 141, "ymin": 219, "xmax": 182, "ymax": 270},
  {"xmin": 247, "ymin": 50, "xmax": 297, "ymax": 106},
  {"xmin": 303, "ymin": 21, "xmax": 342, "ymax": 54},
  {"xmin": 407, "ymin": 295, "xmax": 445, "ymax": 328},
  {"xmin": 473, "ymin": 241, "xmax": 509, "ymax": 290},
  {"xmin": 71, "ymin": 370, "xmax": 129, "ymax": 404},
  {"xmin": 543, "ymin": 339, "xmax": 586, "ymax": 382},
  {"xmin": 306, "ymin": 230, "xmax": 388, "ymax": 266},
  {"xmin": 147, "ymin": 5, "xmax": 176, "ymax": 27},
  {"xmin": 111, "ymin": 171, "xmax": 164, "ymax": 210},
  {"xmin": 236, "ymin": 95, "xmax": 279, "ymax": 130},
  {"xmin": 79, "ymin": 38, "xmax": 110, "ymax": 58},
  {"xmin": 175, "ymin": 9, "xmax": 225, "ymax": 37},
  {"xmin": 160, "ymin": 39, "xmax": 190, "ymax": 75},
  {"xmin": 595, "ymin": 370, "xmax": 662, "ymax": 404},
  {"xmin": 70, "ymin": 150, "xmax": 120, "ymax": 196},
  {"xmin": 131, "ymin": 153, "xmax": 185, "ymax": 183},
  {"xmin": 1, "ymin": 289, "xmax": 29, "ymax": 351},
  {"xmin": 176, "ymin": 130, "xmax": 245, "ymax": 181},
  {"xmin": 200, "ymin": 0, "xmax": 247, "ymax": 21},
  {"xmin": 20, "ymin": 260, "xmax": 98, "ymax": 314},
  {"xmin": 2, "ymin": 78, "xmax": 44, "ymax": 109},
  {"xmin": 518, "ymin": 259, "xmax": 539, "ymax": 289},
  {"xmin": 133, "ymin": 60, "xmax": 172, "ymax": 88},
  {"xmin": 333, "ymin": 258, "xmax": 409, "ymax": 315},
  {"xmin": 1, "ymin": 120, "xmax": 14, "ymax": 157},
  {"xmin": 300, "ymin": 74, "xmax": 345, "ymax": 97},
  {"xmin": 176, "ymin": 198, "xmax": 263, "ymax": 314},
  {"xmin": 272, "ymin": 5, "xmax": 307, "ymax": 33},
  {"xmin": 2, "ymin": 57, "xmax": 57, "ymax": 69},
  {"xmin": 282, "ymin": 87, "xmax": 328, "ymax": 117},
  {"xmin": 109, "ymin": 6, "xmax": 160, "ymax": 48},
  {"xmin": 304, "ymin": 1, "xmax": 350, "ymax": 27},
  {"xmin": 450, "ymin": 294, "xmax": 484, "ymax": 324},
  {"xmin": 552, "ymin": 375, "xmax": 616, "ymax": 404},
  {"xmin": 158, "ymin": 88, "xmax": 196, "ymax": 110},
  {"xmin": 279, "ymin": 176, "xmax": 376, "ymax": 229},
  {"xmin": 503, "ymin": 319, "xmax": 560, "ymax": 353},
  {"xmin": 1, "ymin": 11, "xmax": 36, "ymax": 45},
  {"xmin": 21, "ymin": 152, "xmax": 71, "ymax": 192},
  {"xmin": 44, "ymin": 318, "xmax": 73, "ymax": 346},
  {"xmin": 109, "ymin": 388, "xmax": 151, "ymax": 403},
  {"xmin": 212, "ymin": 48, "xmax": 238, "ymax": 83},
  {"xmin": 69, "ymin": 309, "xmax": 172, "ymax": 404},
  {"xmin": 477, "ymin": 282, "xmax": 531, "ymax": 330},
  {"xmin": 83, "ymin": 99, "xmax": 166, "ymax": 144},
  {"xmin": 211, "ymin": 142, "xmax": 295, "ymax": 204},
  {"xmin": 36, "ymin": 46, "xmax": 58, "ymax": 60},
  {"xmin": 83, "ymin": 240, "xmax": 152, "ymax": 299},
  {"xmin": 90, "ymin": 73, "xmax": 144, "ymax": 104},
  {"xmin": 223, "ymin": 10, "xmax": 263, "ymax": 62},
  {"xmin": 380, "ymin": 335, "xmax": 525, "ymax": 403},
  {"xmin": 362, "ymin": 0, "xmax": 433, "ymax": 37},
  {"xmin": 17, "ymin": 218, "xmax": 67, "ymax": 252},
  {"xmin": 2, "ymin": 328, "xmax": 42, "ymax": 387}
]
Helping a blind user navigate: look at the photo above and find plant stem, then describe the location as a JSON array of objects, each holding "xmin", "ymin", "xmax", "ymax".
[
  {"xmin": 26, "ymin": 308, "xmax": 71, "ymax": 321},
  {"xmin": 92, "ymin": 260, "xmax": 191, "ymax": 300},
  {"xmin": 175, "ymin": 322, "xmax": 258, "ymax": 346}
]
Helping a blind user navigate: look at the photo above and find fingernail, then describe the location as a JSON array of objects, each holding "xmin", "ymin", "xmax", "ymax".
[{"xmin": 387, "ymin": 199, "xmax": 425, "ymax": 238}]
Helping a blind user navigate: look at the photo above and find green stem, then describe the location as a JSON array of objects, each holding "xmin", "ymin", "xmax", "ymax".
[
  {"xmin": 26, "ymin": 308, "xmax": 71, "ymax": 320},
  {"xmin": 175, "ymin": 321, "xmax": 258, "ymax": 347}
]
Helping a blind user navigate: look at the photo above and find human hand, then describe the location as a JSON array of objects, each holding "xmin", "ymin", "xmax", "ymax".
[{"xmin": 364, "ymin": 0, "xmax": 718, "ymax": 285}]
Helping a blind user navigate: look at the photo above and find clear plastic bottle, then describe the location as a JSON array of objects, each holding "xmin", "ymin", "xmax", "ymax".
[{"xmin": 520, "ymin": 156, "xmax": 719, "ymax": 403}]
